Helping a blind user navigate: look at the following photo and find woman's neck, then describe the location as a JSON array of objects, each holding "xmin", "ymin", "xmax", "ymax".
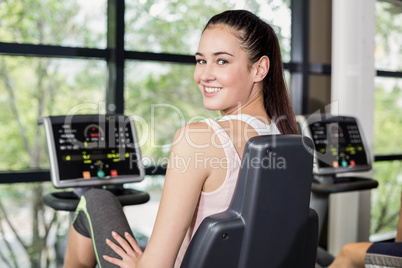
[{"xmin": 220, "ymin": 95, "xmax": 269, "ymax": 123}]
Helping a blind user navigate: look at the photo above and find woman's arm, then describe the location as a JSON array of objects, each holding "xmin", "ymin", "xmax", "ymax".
[
  {"xmin": 138, "ymin": 122, "xmax": 213, "ymax": 267},
  {"xmin": 105, "ymin": 122, "xmax": 214, "ymax": 268}
]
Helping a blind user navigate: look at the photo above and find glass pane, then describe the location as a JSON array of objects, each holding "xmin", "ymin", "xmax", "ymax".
[
  {"xmin": 375, "ymin": 1, "xmax": 402, "ymax": 71},
  {"xmin": 371, "ymin": 2, "xmax": 402, "ymax": 237},
  {"xmin": 373, "ymin": 77, "xmax": 402, "ymax": 155},
  {"xmin": 0, "ymin": 56, "xmax": 107, "ymax": 171},
  {"xmin": 371, "ymin": 77, "xmax": 402, "ymax": 236},
  {"xmin": 125, "ymin": 0, "xmax": 291, "ymax": 62},
  {"xmin": 371, "ymin": 161, "xmax": 402, "ymax": 236},
  {"xmin": 0, "ymin": 182, "xmax": 70, "ymax": 267},
  {"xmin": 0, "ymin": 0, "xmax": 107, "ymax": 48},
  {"xmin": 125, "ymin": 61, "xmax": 219, "ymax": 162}
]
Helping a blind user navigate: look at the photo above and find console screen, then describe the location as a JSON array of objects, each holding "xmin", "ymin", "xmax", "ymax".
[
  {"xmin": 309, "ymin": 120, "xmax": 369, "ymax": 169},
  {"xmin": 43, "ymin": 115, "xmax": 144, "ymax": 188}
]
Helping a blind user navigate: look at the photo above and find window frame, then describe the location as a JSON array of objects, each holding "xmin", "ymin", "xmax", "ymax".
[{"xmin": 0, "ymin": 0, "xmax": 401, "ymax": 183}]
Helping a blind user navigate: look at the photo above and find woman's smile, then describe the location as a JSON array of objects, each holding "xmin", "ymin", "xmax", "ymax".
[{"xmin": 204, "ymin": 86, "xmax": 222, "ymax": 94}]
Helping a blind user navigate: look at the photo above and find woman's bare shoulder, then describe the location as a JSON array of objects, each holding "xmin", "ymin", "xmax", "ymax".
[{"xmin": 172, "ymin": 121, "xmax": 215, "ymax": 149}]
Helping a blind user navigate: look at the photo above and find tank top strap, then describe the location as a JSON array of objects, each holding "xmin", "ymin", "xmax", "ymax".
[
  {"xmin": 202, "ymin": 118, "xmax": 240, "ymax": 161},
  {"xmin": 219, "ymin": 114, "xmax": 281, "ymax": 135}
]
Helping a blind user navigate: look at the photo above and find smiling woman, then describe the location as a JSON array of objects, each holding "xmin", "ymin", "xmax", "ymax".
[{"xmin": 63, "ymin": 10, "xmax": 296, "ymax": 268}]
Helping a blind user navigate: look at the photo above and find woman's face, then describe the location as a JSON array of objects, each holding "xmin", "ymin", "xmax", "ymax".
[{"xmin": 194, "ymin": 25, "xmax": 260, "ymax": 114}]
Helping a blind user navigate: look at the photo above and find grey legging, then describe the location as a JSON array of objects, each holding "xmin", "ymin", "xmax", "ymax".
[{"xmin": 72, "ymin": 189, "xmax": 134, "ymax": 268}]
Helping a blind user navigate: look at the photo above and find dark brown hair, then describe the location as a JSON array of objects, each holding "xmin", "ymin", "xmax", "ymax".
[{"xmin": 204, "ymin": 10, "xmax": 298, "ymax": 134}]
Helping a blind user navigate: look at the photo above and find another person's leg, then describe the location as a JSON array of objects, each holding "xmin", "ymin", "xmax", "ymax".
[
  {"xmin": 329, "ymin": 192, "xmax": 402, "ymax": 268},
  {"xmin": 365, "ymin": 242, "xmax": 402, "ymax": 267},
  {"xmin": 64, "ymin": 189, "xmax": 134, "ymax": 268},
  {"xmin": 328, "ymin": 242, "xmax": 373, "ymax": 268}
]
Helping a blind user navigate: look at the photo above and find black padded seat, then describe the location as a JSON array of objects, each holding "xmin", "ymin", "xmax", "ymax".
[{"xmin": 181, "ymin": 135, "xmax": 318, "ymax": 268}]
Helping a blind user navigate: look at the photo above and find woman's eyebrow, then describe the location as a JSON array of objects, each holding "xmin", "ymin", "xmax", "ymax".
[
  {"xmin": 214, "ymin": 51, "xmax": 234, "ymax": 57},
  {"xmin": 195, "ymin": 52, "xmax": 234, "ymax": 57}
]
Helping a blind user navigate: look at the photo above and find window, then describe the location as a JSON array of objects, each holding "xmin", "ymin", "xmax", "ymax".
[
  {"xmin": 0, "ymin": 0, "xmax": 107, "ymax": 48},
  {"xmin": 371, "ymin": 1, "xmax": 402, "ymax": 236},
  {"xmin": 125, "ymin": 0, "xmax": 291, "ymax": 60},
  {"xmin": 0, "ymin": 57, "xmax": 107, "ymax": 171}
]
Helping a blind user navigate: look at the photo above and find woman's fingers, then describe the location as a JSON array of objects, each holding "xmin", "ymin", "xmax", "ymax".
[
  {"xmin": 104, "ymin": 232, "xmax": 140, "ymax": 268},
  {"xmin": 110, "ymin": 232, "xmax": 137, "ymax": 256},
  {"xmin": 103, "ymin": 254, "xmax": 124, "ymax": 266},
  {"xmin": 106, "ymin": 237, "xmax": 127, "ymax": 257},
  {"xmin": 125, "ymin": 232, "xmax": 143, "ymax": 254}
]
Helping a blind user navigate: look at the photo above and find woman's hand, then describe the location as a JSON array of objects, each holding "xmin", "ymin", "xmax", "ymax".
[{"xmin": 103, "ymin": 231, "xmax": 143, "ymax": 268}]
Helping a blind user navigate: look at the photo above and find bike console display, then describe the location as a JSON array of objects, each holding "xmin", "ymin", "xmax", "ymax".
[
  {"xmin": 41, "ymin": 114, "xmax": 145, "ymax": 188},
  {"xmin": 297, "ymin": 114, "xmax": 371, "ymax": 177}
]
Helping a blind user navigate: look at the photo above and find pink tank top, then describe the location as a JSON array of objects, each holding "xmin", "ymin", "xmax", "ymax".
[{"xmin": 174, "ymin": 115, "xmax": 280, "ymax": 267}]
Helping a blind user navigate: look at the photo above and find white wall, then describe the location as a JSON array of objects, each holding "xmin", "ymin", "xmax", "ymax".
[{"xmin": 329, "ymin": 0, "xmax": 376, "ymax": 255}]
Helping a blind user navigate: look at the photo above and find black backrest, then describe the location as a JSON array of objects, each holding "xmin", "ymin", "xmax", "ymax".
[{"xmin": 181, "ymin": 135, "xmax": 317, "ymax": 268}]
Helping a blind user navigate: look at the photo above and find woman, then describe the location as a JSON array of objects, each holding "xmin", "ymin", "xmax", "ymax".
[{"xmin": 64, "ymin": 10, "xmax": 297, "ymax": 268}]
